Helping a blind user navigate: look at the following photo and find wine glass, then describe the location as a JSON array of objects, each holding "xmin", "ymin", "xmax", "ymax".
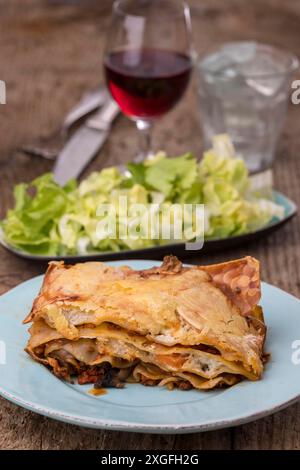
[{"xmin": 104, "ymin": 0, "xmax": 193, "ymax": 161}]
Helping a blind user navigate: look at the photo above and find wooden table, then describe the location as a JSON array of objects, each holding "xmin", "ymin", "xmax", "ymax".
[{"xmin": 1, "ymin": 0, "xmax": 300, "ymax": 450}]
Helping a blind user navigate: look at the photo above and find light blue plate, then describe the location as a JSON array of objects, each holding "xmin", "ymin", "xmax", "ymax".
[{"xmin": 0, "ymin": 259, "xmax": 300, "ymax": 434}]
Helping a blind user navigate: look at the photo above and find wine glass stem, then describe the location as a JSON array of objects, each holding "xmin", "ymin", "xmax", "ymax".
[{"xmin": 135, "ymin": 119, "xmax": 153, "ymax": 162}]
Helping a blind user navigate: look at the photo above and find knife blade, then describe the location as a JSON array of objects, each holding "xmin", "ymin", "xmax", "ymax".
[{"xmin": 53, "ymin": 99, "xmax": 120, "ymax": 186}]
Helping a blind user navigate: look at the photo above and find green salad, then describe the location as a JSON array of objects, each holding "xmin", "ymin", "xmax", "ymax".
[{"xmin": 1, "ymin": 135, "xmax": 284, "ymax": 256}]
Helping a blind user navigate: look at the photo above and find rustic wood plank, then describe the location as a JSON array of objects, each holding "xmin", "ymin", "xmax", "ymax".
[
  {"xmin": 232, "ymin": 403, "xmax": 300, "ymax": 450},
  {"xmin": 0, "ymin": 0, "xmax": 300, "ymax": 450}
]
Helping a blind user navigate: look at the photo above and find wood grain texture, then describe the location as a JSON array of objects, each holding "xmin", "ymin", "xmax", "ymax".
[{"xmin": 0, "ymin": 0, "xmax": 300, "ymax": 450}]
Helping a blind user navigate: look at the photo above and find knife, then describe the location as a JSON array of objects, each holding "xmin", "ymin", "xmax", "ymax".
[{"xmin": 53, "ymin": 98, "xmax": 120, "ymax": 186}]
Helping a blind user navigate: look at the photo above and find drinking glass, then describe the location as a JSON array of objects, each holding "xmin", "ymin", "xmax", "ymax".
[
  {"xmin": 104, "ymin": 0, "xmax": 193, "ymax": 161},
  {"xmin": 197, "ymin": 42, "xmax": 298, "ymax": 173}
]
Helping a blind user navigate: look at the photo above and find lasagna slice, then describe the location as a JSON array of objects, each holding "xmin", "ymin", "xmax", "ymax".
[{"xmin": 24, "ymin": 255, "xmax": 266, "ymax": 391}]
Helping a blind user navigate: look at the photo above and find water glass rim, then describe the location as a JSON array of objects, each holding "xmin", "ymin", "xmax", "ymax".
[
  {"xmin": 113, "ymin": 0, "xmax": 190, "ymax": 19},
  {"xmin": 198, "ymin": 42, "xmax": 299, "ymax": 80}
]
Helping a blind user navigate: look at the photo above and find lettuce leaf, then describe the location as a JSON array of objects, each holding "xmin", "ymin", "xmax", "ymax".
[
  {"xmin": 1, "ymin": 135, "xmax": 285, "ymax": 255},
  {"xmin": 144, "ymin": 153, "xmax": 198, "ymax": 198},
  {"xmin": 1, "ymin": 173, "xmax": 73, "ymax": 254}
]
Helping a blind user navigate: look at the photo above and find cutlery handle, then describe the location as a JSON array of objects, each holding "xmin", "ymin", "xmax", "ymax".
[
  {"xmin": 87, "ymin": 99, "xmax": 120, "ymax": 131},
  {"xmin": 62, "ymin": 88, "xmax": 108, "ymax": 133}
]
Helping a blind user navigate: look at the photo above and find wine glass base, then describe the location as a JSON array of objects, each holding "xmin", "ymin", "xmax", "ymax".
[{"xmin": 133, "ymin": 151, "xmax": 155, "ymax": 163}]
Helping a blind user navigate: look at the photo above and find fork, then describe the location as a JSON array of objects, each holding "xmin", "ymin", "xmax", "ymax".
[{"xmin": 20, "ymin": 87, "xmax": 108, "ymax": 160}]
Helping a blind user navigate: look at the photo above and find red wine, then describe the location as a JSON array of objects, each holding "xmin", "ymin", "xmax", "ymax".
[{"xmin": 104, "ymin": 48, "xmax": 192, "ymax": 118}]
